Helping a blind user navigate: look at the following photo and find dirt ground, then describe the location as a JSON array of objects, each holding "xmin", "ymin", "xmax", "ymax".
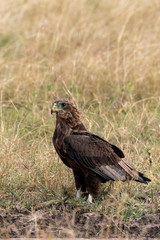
[{"xmin": 0, "ymin": 208, "xmax": 160, "ymax": 239}]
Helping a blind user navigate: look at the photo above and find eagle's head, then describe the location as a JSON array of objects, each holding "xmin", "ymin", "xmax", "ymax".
[{"xmin": 51, "ymin": 99, "xmax": 80, "ymax": 122}]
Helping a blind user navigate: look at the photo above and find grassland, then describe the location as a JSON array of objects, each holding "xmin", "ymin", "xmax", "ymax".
[{"xmin": 0, "ymin": 0, "xmax": 160, "ymax": 230}]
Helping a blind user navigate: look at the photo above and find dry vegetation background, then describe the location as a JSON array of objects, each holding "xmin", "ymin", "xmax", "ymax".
[{"xmin": 0, "ymin": 0, "xmax": 160, "ymax": 222}]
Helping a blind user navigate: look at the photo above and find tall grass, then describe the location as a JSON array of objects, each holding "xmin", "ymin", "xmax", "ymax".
[{"xmin": 0, "ymin": 0, "xmax": 159, "ymax": 218}]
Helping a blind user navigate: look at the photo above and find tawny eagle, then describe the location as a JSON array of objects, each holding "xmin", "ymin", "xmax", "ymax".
[{"xmin": 51, "ymin": 99, "xmax": 151, "ymax": 203}]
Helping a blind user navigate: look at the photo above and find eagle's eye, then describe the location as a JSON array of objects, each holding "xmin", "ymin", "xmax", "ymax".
[{"xmin": 61, "ymin": 102, "xmax": 66, "ymax": 107}]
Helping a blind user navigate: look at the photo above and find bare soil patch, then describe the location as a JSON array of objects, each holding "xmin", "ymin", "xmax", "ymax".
[{"xmin": 0, "ymin": 209, "xmax": 159, "ymax": 239}]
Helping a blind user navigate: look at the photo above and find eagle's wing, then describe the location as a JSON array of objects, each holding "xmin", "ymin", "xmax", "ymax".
[
  {"xmin": 90, "ymin": 133, "xmax": 125, "ymax": 158},
  {"xmin": 64, "ymin": 133, "xmax": 139, "ymax": 181}
]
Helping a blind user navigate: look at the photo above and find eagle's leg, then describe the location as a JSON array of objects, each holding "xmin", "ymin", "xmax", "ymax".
[
  {"xmin": 86, "ymin": 172, "xmax": 102, "ymax": 202},
  {"xmin": 87, "ymin": 194, "xmax": 93, "ymax": 203},
  {"xmin": 76, "ymin": 187, "xmax": 81, "ymax": 199},
  {"xmin": 72, "ymin": 169, "xmax": 86, "ymax": 198}
]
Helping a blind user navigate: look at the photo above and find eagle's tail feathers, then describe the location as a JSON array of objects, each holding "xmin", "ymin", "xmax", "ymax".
[
  {"xmin": 135, "ymin": 172, "xmax": 151, "ymax": 184},
  {"xmin": 118, "ymin": 160, "xmax": 151, "ymax": 184}
]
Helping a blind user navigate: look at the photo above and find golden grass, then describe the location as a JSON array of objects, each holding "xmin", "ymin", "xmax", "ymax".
[{"xmin": 0, "ymin": 0, "xmax": 160, "ymax": 219}]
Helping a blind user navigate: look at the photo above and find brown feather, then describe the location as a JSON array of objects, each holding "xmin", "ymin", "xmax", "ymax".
[{"xmin": 52, "ymin": 99, "xmax": 151, "ymax": 197}]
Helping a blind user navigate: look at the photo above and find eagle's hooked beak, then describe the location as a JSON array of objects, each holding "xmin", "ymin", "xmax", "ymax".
[{"xmin": 51, "ymin": 103, "xmax": 62, "ymax": 114}]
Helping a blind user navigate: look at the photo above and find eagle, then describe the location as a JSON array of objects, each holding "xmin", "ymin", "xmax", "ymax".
[{"xmin": 51, "ymin": 99, "xmax": 151, "ymax": 203}]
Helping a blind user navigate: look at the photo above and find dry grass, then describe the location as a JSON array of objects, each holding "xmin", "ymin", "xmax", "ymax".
[{"xmin": 0, "ymin": 0, "xmax": 160, "ymax": 221}]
